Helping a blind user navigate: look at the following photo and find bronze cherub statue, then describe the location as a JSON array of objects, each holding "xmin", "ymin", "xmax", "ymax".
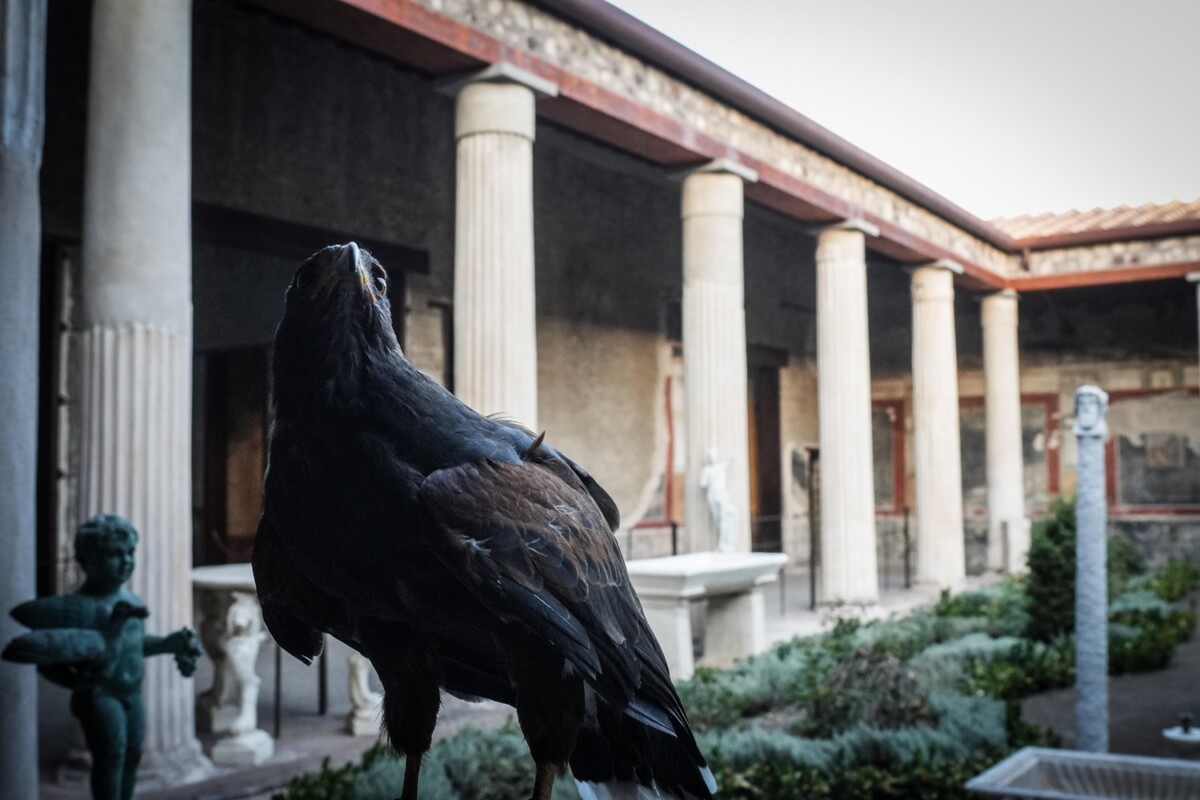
[{"xmin": 3, "ymin": 514, "xmax": 201, "ymax": 800}]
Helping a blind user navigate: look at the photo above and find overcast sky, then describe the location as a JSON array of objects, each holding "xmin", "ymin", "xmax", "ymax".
[{"xmin": 608, "ymin": 0, "xmax": 1200, "ymax": 221}]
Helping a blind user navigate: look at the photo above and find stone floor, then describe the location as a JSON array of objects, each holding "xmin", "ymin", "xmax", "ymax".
[{"xmin": 37, "ymin": 571, "xmax": 1200, "ymax": 798}]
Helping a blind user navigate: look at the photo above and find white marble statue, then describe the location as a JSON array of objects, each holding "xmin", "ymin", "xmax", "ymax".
[
  {"xmin": 698, "ymin": 447, "xmax": 737, "ymax": 553},
  {"xmin": 346, "ymin": 652, "xmax": 383, "ymax": 736},
  {"xmin": 195, "ymin": 587, "xmax": 272, "ymax": 764}
]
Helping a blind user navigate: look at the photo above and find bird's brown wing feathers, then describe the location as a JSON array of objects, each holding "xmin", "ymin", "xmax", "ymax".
[{"xmin": 418, "ymin": 457, "xmax": 648, "ymax": 705}]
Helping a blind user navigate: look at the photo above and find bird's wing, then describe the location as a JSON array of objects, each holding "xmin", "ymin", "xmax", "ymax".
[
  {"xmin": 252, "ymin": 515, "xmax": 336, "ymax": 665},
  {"xmin": 418, "ymin": 455, "xmax": 652, "ymax": 709},
  {"xmin": 492, "ymin": 419, "xmax": 621, "ymax": 531}
]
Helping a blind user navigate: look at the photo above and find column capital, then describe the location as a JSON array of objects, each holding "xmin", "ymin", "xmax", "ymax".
[
  {"xmin": 911, "ymin": 258, "xmax": 963, "ymax": 275},
  {"xmin": 675, "ymin": 158, "xmax": 759, "ymax": 184},
  {"xmin": 434, "ymin": 61, "xmax": 559, "ymax": 99},
  {"xmin": 981, "ymin": 288, "xmax": 1020, "ymax": 327},
  {"xmin": 1186, "ymin": 271, "xmax": 1200, "ymax": 284},
  {"xmin": 813, "ymin": 218, "xmax": 880, "ymax": 238},
  {"xmin": 440, "ymin": 63, "xmax": 558, "ymax": 141}
]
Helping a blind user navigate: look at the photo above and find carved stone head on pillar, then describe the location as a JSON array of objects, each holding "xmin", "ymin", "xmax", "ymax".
[{"xmin": 1073, "ymin": 385, "xmax": 1109, "ymax": 438}]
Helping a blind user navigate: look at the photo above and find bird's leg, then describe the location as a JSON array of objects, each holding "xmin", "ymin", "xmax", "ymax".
[
  {"xmin": 400, "ymin": 754, "xmax": 422, "ymax": 800},
  {"xmin": 531, "ymin": 760, "xmax": 559, "ymax": 800},
  {"xmin": 511, "ymin": 643, "xmax": 585, "ymax": 800},
  {"xmin": 361, "ymin": 631, "xmax": 441, "ymax": 800},
  {"xmin": 379, "ymin": 669, "xmax": 438, "ymax": 800}
]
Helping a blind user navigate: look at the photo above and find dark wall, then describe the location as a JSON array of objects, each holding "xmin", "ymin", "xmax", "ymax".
[
  {"xmin": 534, "ymin": 126, "xmax": 680, "ymax": 333},
  {"xmin": 744, "ymin": 204, "xmax": 816, "ymax": 357},
  {"xmin": 1019, "ymin": 280, "xmax": 1197, "ymax": 364},
  {"xmin": 192, "ymin": 0, "xmax": 457, "ymax": 286}
]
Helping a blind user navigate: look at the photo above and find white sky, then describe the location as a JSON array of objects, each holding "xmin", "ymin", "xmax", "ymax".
[{"xmin": 608, "ymin": 0, "xmax": 1200, "ymax": 221}]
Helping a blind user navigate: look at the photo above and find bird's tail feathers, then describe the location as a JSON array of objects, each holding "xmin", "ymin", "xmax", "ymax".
[{"xmin": 575, "ymin": 768, "xmax": 717, "ymax": 800}]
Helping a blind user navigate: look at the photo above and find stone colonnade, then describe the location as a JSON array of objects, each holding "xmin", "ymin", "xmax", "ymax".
[
  {"xmin": 440, "ymin": 69, "xmax": 1031, "ymax": 600},
  {"xmin": 74, "ymin": 0, "xmax": 211, "ymax": 785}
]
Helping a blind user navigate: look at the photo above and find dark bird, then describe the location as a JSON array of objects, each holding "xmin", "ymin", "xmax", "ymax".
[{"xmin": 253, "ymin": 243, "xmax": 715, "ymax": 800}]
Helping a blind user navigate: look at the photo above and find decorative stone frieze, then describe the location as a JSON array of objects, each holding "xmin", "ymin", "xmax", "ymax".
[
  {"xmin": 416, "ymin": 0, "xmax": 1015, "ymax": 275},
  {"xmin": 1025, "ymin": 235, "xmax": 1200, "ymax": 276}
]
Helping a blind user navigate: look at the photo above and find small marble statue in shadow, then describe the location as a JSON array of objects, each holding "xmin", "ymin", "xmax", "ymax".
[{"xmin": 2, "ymin": 514, "xmax": 202, "ymax": 800}]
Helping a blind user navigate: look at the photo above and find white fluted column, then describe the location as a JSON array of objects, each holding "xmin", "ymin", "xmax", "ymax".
[
  {"xmin": 815, "ymin": 221, "xmax": 879, "ymax": 603},
  {"xmin": 982, "ymin": 289, "xmax": 1029, "ymax": 572},
  {"xmin": 444, "ymin": 64, "xmax": 557, "ymax": 431},
  {"xmin": 911, "ymin": 261, "xmax": 966, "ymax": 588},
  {"xmin": 76, "ymin": 0, "xmax": 210, "ymax": 785},
  {"xmin": 681, "ymin": 161, "xmax": 757, "ymax": 554},
  {"xmin": 0, "ymin": 2, "xmax": 46, "ymax": 797}
]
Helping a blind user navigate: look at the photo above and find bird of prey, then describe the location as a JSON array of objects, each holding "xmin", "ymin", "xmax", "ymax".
[{"xmin": 253, "ymin": 243, "xmax": 715, "ymax": 800}]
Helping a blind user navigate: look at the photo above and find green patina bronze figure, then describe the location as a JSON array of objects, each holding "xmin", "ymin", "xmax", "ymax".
[{"xmin": 2, "ymin": 514, "xmax": 202, "ymax": 800}]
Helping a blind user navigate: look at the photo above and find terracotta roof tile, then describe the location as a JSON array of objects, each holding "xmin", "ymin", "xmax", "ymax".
[{"xmin": 992, "ymin": 199, "xmax": 1200, "ymax": 240}]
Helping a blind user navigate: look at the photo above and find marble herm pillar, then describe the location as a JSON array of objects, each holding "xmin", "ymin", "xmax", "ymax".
[
  {"xmin": 681, "ymin": 161, "xmax": 757, "ymax": 554},
  {"xmin": 911, "ymin": 261, "xmax": 966, "ymax": 588},
  {"xmin": 445, "ymin": 64, "xmax": 557, "ymax": 431},
  {"xmin": 0, "ymin": 2, "xmax": 46, "ymax": 798},
  {"xmin": 1074, "ymin": 385, "xmax": 1110, "ymax": 753},
  {"xmin": 981, "ymin": 290, "xmax": 1029, "ymax": 572},
  {"xmin": 76, "ymin": 0, "xmax": 211, "ymax": 786},
  {"xmin": 815, "ymin": 221, "xmax": 880, "ymax": 604}
]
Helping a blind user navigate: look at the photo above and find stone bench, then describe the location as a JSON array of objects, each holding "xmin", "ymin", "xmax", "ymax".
[{"xmin": 625, "ymin": 551, "xmax": 788, "ymax": 680}]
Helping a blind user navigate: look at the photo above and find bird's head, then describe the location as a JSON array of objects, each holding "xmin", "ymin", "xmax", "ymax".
[{"xmin": 273, "ymin": 243, "xmax": 402, "ymax": 412}]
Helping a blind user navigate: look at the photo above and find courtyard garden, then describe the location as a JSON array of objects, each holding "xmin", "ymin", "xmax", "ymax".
[{"xmin": 279, "ymin": 500, "xmax": 1200, "ymax": 799}]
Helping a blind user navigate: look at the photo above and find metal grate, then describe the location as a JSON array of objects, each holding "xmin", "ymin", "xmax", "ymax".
[{"xmin": 967, "ymin": 747, "xmax": 1200, "ymax": 800}]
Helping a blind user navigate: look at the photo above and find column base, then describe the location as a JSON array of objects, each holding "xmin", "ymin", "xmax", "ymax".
[
  {"xmin": 137, "ymin": 740, "xmax": 215, "ymax": 790},
  {"xmin": 211, "ymin": 729, "xmax": 274, "ymax": 766}
]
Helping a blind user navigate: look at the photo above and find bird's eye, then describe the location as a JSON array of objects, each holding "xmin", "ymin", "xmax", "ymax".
[
  {"xmin": 295, "ymin": 266, "xmax": 316, "ymax": 291},
  {"xmin": 371, "ymin": 264, "xmax": 388, "ymax": 294}
]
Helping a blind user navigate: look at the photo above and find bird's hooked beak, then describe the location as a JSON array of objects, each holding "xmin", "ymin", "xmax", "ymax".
[{"xmin": 343, "ymin": 242, "xmax": 377, "ymax": 304}]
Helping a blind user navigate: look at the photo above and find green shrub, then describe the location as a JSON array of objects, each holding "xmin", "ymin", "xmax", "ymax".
[
  {"xmin": 275, "ymin": 754, "xmax": 363, "ymax": 800},
  {"xmin": 1107, "ymin": 622, "xmax": 1175, "ymax": 674},
  {"xmin": 677, "ymin": 635, "xmax": 830, "ymax": 730},
  {"xmin": 799, "ymin": 646, "xmax": 934, "ymax": 738},
  {"xmin": 1025, "ymin": 498, "xmax": 1077, "ymax": 642},
  {"xmin": 1150, "ymin": 560, "xmax": 1200, "ymax": 601},
  {"xmin": 1107, "ymin": 534, "xmax": 1147, "ymax": 595},
  {"xmin": 909, "ymin": 633, "xmax": 1022, "ymax": 691},
  {"xmin": 933, "ymin": 582, "xmax": 1030, "ymax": 638},
  {"xmin": 963, "ymin": 639, "xmax": 1074, "ymax": 700},
  {"xmin": 276, "ymin": 724, "xmax": 580, "ymax": 800}
]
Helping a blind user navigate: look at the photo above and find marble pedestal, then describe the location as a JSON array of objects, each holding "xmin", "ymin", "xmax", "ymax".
[
  {"xmin": 193, "ymin": 564, "xmax": 274, "ymax": 766},
  {"xmin": 626, "ymin": 551, "xmax": 788, "ymax": 679}
]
